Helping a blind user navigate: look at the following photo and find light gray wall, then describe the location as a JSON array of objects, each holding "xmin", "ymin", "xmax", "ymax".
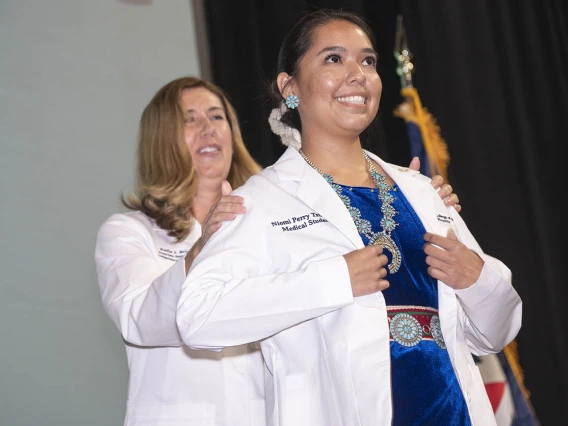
[{"xmin": 0, "ymin": 1, "xmax": 202, "ymax": 425}]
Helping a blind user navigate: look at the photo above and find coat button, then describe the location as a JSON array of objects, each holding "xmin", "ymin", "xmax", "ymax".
[{"xmin": 235, "ymin": 364, "xmax": 245, "ymax": 374}]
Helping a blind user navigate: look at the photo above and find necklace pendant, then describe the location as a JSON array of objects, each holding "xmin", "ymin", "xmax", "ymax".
[{"xmin": 370, "ymin": 233, "xmax": 401, "ymax": 273}]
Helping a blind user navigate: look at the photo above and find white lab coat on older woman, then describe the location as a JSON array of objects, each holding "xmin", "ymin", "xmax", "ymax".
[
  {"xmin": 95, "ymin": 212, "xmax": 267, "ymax": 426},
  {"xmin": 176, "ymin": 146, "xmax": 522, "ymax": 426}
]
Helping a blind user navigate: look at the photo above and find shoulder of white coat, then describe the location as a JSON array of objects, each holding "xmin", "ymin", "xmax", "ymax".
[
  {"xmin": 382, "ymin": 161, "xmax": 430, "ymax": 182},
  {"xmin": 96, "ymin": 211, "xmax": 155, "ymax": 241},
  {"xmin": 232, "ymin": 166, "xmax": 282, "ymax": 203},
  {"xmin": 363, "ymin": 151, "xmax": 428, "ymax": 182},
  {"xmin": 94, "ymin": 212, "xmax": 155, "ymax": 261},
  {"xmin": 215, "ymin": 170, "xmax": 283, "ymax": 239}
]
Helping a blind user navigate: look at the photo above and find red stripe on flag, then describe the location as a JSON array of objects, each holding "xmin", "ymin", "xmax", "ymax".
[{"xmin": 485, "ymin": 382, "xmax": 506, "ymax": 412}]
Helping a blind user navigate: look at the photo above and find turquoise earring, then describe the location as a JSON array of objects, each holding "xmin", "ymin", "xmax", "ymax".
[{"xmin": 285, "ymin": 94, "xmax": 299, "ymax": 109}]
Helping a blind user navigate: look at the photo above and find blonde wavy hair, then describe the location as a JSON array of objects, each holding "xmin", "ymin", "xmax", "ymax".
[{"xmin": 122, "ymin": 76, "xmax": 262, "ymax": 242}]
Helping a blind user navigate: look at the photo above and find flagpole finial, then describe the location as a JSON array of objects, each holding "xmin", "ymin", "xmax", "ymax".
[{"xmin": 394, "ymin": 14, "xmax": 414, "ymax": 89}]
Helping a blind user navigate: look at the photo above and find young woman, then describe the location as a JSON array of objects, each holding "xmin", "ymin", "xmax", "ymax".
[{"xmin": 176, "ymin": 10, "xmax": 521, "ymax": 426}]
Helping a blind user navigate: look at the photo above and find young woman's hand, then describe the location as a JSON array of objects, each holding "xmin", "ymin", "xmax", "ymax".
[
  {"xmin": 343, "ymin": 245, "xmax": 390, "ymax": 297},
  {"xmin": 423, "ymin": 229, "xmax": 484, "ymax": 289}
]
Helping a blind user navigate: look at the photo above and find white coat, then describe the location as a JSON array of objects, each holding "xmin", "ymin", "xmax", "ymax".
[
  {"xmin": 177, "ymin": 147, "xmax": 522, "ymax": 426},
  {"xmin": 95, "ymin": 212, "xmax": 267, "ymax": 426}
]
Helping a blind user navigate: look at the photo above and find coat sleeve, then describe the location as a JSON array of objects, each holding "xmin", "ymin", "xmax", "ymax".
[
  {"xmin": 176, "ymin": 188, "xmax": 354, "ymax": 351},
  {"xmin": 450, "ymin": 208, "xmax": 522, "ymax": 355},
  {"xmin": 94, "ymin": 214, "xmax": 187, "ymax": 347}
]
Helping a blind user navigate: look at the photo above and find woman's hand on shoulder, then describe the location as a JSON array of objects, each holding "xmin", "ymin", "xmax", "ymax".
[
  {"xmin": 185, "ymin": 181, "xmax": 246, "ymax": 273},
  {"xmin": 408, "ymin": 157, "xmax": 461, "ymax": 212},
  {"xmin": 201, "ymin": 180, "xmax": 246, "ymax": 243}
]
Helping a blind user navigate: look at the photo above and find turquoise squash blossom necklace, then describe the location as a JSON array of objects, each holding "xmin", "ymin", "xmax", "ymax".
[{"xmin": 299, "ymin": 149, "xmax": 401, "ymax": 274}]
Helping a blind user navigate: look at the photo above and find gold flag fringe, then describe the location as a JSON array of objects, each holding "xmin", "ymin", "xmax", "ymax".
[
  {"xmin": 503, "ymin": 340, "xmax": 530, "ymax": 400},
  {"xmin": 393, "ymin": 87, "xmax": 450, "ymax": 182}
]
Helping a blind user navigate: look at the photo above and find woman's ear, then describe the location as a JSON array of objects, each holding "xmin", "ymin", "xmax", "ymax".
[{"xmin": 277, "ymin": 72, "xmax": 293, "ymax": 98}]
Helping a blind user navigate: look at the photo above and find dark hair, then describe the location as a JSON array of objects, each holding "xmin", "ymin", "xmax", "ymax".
[{"xmin": 269, "ymin": 8, "xmax": 378, "ymax": 136}]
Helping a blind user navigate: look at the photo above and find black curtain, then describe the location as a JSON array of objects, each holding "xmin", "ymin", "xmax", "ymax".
[{"xmin": 203, "ymin": 1, "xmax": 566, "ymax": 424}]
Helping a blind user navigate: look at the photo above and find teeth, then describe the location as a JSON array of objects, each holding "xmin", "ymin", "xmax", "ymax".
[
  {"xmin": 198, "ymin": 146, "xmax": 219, "ymax": 153},
  {"xmin": 335, "ymin": 96, "xmax": 366, "ymax": 105}
]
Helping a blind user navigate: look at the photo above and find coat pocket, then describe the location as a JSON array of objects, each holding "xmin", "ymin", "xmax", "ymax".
[
  {"xmin": 276, "ymin": 368, "xmax": 335, "ymax": 426},
  {"xmin": 274, "ymin": 340, "xmax": 360, "ymax": 426}
]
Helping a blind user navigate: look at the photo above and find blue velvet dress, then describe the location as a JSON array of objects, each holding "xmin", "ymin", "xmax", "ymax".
[{"xmin": 338, "ymin": 182, "xmax": 471, "ymax": 426}]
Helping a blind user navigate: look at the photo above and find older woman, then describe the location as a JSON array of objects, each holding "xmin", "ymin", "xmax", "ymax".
[
  {"xmin": 94, "ymin": 77, "xmax": 264, "ymax": 426},
  {"xmin": 177, "ymin": 10, "xmax": 521, "ymax": 426}
]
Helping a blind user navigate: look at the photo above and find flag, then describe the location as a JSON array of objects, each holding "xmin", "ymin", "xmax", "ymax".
[
  {"xmin": 393, "ymin": 14, "xmax": 539, "ymax": 425},
  {"xmin": 500, "ymin": 342, "xmax": 540, "ymax": 425},
  {"xmin": 476, "ymin": 353, "xmax": 516, "ymax": 424},
  {"xmin": 473, "ymin": 348, "xmax": 539, "ymax": 426}
]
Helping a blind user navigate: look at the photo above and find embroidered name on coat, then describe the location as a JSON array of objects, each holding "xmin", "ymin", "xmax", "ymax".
[
  {"xmin": 436, "ymin": 214, "xmax": 453, "ymax": 224},
  {"xmin": 271, "ymin": 212, "xmax": 328, "ymax": 232},
  {"xmin": 158, "ymin": 248, "xmax": 189, "ymax": 261}
]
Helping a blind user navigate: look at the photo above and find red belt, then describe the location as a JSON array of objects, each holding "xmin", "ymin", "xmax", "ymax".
[{"xmin": 387, "ymin": 305, "xmax": 446, "ymax": 349}]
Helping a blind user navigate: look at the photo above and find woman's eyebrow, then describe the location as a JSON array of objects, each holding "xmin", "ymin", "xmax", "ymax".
[
  {"xmin": 315, "ymin": 46, "xmax": 378, "ymax": 57},
  {"xmin": 316, "ymin": 45, "xmax": 346, "ymax": 56},
  {"xmin": 186, "ymin": 106, "xmax": 225, "ymax": 113},
  {"xmin": 362, "ymin": 47, "xmax": 378, "ymax": 57}
]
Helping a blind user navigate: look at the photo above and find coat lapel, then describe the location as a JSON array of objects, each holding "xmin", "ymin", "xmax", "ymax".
[
  {"xmin": 273, "ymin": 147, "xmax": 364, "ymax": 249},
  {"xmin": 368, "ymin": 152, "xmax": 435, "ymax": 226}
]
